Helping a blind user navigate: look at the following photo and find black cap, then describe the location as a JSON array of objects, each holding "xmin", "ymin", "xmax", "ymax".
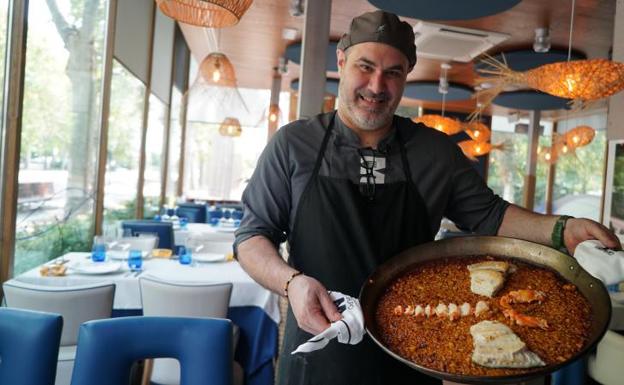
[{"xmin": 337, "ymin": 10, "xmax": 416, "ymax": 68}]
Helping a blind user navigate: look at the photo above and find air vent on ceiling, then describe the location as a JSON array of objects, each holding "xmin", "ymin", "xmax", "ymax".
[{"xmin": 413, "ymin": 21, "xmax": 510, "ymax": 63}]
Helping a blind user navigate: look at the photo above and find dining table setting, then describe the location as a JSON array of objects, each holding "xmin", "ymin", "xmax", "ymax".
[{"xmin": 7, "ymin": 243, "xmax": 280, "ymax": 385}]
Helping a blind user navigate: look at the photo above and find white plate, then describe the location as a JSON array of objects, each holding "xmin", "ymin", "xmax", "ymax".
[
  {"xmin": 108, "ymin": 250, "xmax": 150, "ymax": 260},
  {"xmin": 193, "ymin": 252, "xmax": 226, "ymax": 263},
  {"xmin": 70, "ymin": 261, "xmax": 122, "ymax": 275}
]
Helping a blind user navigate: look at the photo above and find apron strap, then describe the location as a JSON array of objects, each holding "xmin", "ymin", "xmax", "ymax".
[
  {"xmin": 312, "ymin": 112, "xmax": 336, "ymax": 177},
  {"xmin": 395, "ymin": 126, "xmax": 413, "ymax": 182}
]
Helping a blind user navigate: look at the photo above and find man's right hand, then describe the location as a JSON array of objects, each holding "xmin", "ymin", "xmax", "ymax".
[{"xmin": 287, "ymin": 274, "xmax": 343, "ymax": 335}]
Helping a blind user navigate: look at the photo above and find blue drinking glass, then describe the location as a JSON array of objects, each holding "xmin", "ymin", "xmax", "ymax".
[
  {"xmin": 91, "ymin": 243, "xmax": 107, "ymax": 262},
  {"xmin": 179, "ymin": 246, "xmax": 192, "ymax": 265},
  {"xmin": 128, "ymin": 249, "xmax": 143, "ymax": 271},
  {"xmin": 179, "ymin": 216, "xmax": 189, "ymax": 229}
]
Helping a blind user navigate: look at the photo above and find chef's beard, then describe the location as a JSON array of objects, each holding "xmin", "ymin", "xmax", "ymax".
[{"xmin": 340, "ymin": 87, "xmax": 396, "ymax": 131}]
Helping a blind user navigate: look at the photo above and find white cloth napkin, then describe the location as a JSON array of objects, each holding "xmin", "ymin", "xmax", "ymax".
[
  {"xmin": 291, "ymin": 291, "xmax": 365, "ymax": 354},
  {"xmin": 574, "ymin": 240, "xmax": 624, "ymax": 286}
]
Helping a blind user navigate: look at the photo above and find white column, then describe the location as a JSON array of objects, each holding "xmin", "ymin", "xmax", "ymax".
[
  {"xmin": 523, "ymin": 110, "xmax": 541, "ymax": 210},
  {"xmin": 297, "ymin": 0, "xmax": 331, "ymax": 119}
]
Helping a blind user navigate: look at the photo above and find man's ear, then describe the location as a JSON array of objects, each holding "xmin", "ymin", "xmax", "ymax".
[{"xmin": 336, "ymin": 49, "xmax": 346, "ymax": 74}]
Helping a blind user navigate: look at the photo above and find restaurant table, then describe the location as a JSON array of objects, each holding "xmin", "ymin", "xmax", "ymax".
[{"xmin": 9, "ymin": 252, "xmax": 279, "ymax": 385}]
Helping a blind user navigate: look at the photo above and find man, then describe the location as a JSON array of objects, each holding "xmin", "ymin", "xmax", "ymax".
[{"xmin": 235, "ymin": 10, "xmax": 620, "ymax": 385}]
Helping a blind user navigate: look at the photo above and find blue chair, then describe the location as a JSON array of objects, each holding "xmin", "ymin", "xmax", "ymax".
[
  {"xmin": 176, "ymin": 203, "xmax": 207, "ymax": 223},
  {"xmin": 3, "ymin": 280, "xmax": 115, "ymax": 385},
  {"xmin": 121, "ymin": 220, "xmax": 175, "ymax": 249},
  {"xmin": 70, "ymin": 316, "xmax": 232, "ymax": 385},
  {"xmin": 0, "ymin": 308, "xmax": 63, "ymax": 385}
]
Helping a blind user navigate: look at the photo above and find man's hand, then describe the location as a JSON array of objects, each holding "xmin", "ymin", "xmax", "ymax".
[
  {"xmin": 564, "ymin": 218, "xmax": 621, "ymax": 255},
  {"xmin": 287, "ymin": 274, "xmax": 343, "ymax": 335}
]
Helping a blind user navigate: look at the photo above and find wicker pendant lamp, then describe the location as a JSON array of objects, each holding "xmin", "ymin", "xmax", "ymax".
[
  {"xmin": 473, "ymin": 58, "xmax": 624, "ymax": 116},
  {"xmin": 413, "ymin": 114, "xmax": 463, "ymax": 135},
  {"xmin": 219, "ymin": 117, "xmax": 242, "ymax": 137},
  {"xmin": 462, "ymin": 121, "xmax": 491, "ymax": 142},
  {"xmin": 156, "ymin": 0, "xmax": 253, "ymax": 28},
  {"xmin": 564, "ymin": 125, "xmax": 595, "ymax": 149},
  {"xmin": 457, "ymin": 140, "xmax": 500, "ymax": 161},
  {"xmin": 539, "ymin": 146, "xmax": 558, "ymax": 165},
  {"xmin": 199, "ymin": 52, "xmax": 238, "ymax": 87},
  {"xmin": 471, "ymin": 0, "xmax": 624, "ymax": 119},
  {"xmin": 413, "ymin": 64, "xmax": 464, "ymax": 135}
]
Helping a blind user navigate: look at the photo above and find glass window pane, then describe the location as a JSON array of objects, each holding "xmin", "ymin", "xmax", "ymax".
[
  {"xmin": 488, "ymin": 116, "xmax": 528, "ymax": 205},
  {"xmin": 166, "ymin": 87, "xmax": 183, "ymax": 202},
  {"xmin": 15, "ymin": 0, "xmax": 108, "ymax": 275},
  {"xmin": 102, "ymin": 60, "xmax": 145, "ymax": 232},
  {"xmin": 184, "ymin": 87, "xmax": 268, "ymax": 200},
  {"xmin": 553, "ymin": 114, "xmax": 606, "ymax": 221},
  {"xmin": 143, "ymin": 94, "xmax": 166, "ymax": 218}
]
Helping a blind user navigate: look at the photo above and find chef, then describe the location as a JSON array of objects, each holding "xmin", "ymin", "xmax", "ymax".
[{"xmin": 234, "ymin": 10, "xmax": 619, "ymax": 385}]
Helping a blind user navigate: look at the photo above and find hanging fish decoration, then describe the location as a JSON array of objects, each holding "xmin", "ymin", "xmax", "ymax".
[
  {"xmin": 470, "ymin": 56, "xmax": 624, "ymax": 120},
  {"xmin": 463, "ymin": 121, "xmax": 491, "ymax": 143},
  {"xmin": 413, "ymin": 115, "xmax": 463, "ymax": 136}
]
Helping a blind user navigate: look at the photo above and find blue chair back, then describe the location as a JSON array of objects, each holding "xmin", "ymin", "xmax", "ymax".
[
  {"xmin": 70, "ymin": 316, "xmax": 232, "ymax": 385},
  {"xmin": 0, "ymin": 308, "xmax": 63, "ymax": 385},
  {"xmin": 121, "ymin": 220, "xmax": 174, "ymax": 249},
  {"xmin": 176, "ymin": 203, "xmax": 207, "ymax": 223}
]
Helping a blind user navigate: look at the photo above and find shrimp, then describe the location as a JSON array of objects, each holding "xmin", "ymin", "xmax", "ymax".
[
  {"xmin": 503, "ymin": 309, "xmax": 549, "ymax": 330},
  {"xmin": 500, "ymin": 289, "xmax": 546, "ymax": 309},
  {"xmin": 448, "ymin": 303, "xmax": 460, "ymax": 321}
]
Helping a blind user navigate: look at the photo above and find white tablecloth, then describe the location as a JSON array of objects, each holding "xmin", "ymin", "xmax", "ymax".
[{"xmin": 11, "ymin": 252, "xmax": 280, "ymax": 324}]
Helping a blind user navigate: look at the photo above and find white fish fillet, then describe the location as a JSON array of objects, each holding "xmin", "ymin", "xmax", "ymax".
[
  {"xmin": 470, "ymin": 269, "xmax": 505, "ymax": 297},
  {"xmin": 467, "ymin": 261, "xmax": 511, "ymax": 273},
  {"xmin": 470, "ymin": 320, "xmax": 546, "ymax": 368}
]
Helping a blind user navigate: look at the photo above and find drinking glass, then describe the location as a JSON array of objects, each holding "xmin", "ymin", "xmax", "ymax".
[
  {"xmin": 179, "ymin": 216, "xmax": 189, "ymax": 229},
  {"xmin": 128, "ymin": 249, "xmax": 143, "ymax": 271},
  {"xmin": 178, "ymin": 245, "xmax": 192, "ymax": 265},
  {"xmin": 91, "ymin": 243, "xmax": 107, "ymax": 263}
]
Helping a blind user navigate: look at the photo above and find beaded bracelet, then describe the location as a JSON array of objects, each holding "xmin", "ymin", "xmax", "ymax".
[{"xmin": 284, "ymin": 271, "xmax": 303, "ymax": 298}]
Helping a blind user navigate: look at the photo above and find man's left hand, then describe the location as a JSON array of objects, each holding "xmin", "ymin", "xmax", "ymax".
[{"xmin": 564, "ymin": 218, "xmax": 621, "ymax": 255}]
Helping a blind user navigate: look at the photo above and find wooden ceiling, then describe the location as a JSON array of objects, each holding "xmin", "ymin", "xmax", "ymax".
[{"xmin": 179, "ymin": 0, "xmax": 616, "ymax": 117}]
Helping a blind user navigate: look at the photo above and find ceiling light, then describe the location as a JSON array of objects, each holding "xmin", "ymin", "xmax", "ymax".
[
  {"xmin": 533, "ymin": 27, "xmax": 551, "ymax": 53},
  {"xmin": 156, "ymin": 0, "xmax": 253, "ymax": 28}
]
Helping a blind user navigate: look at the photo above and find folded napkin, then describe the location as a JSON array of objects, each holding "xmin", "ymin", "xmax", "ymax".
[
  {"xmin": 574, "ymin": 240, "xmax": 624, "ymax": 286},
  {"xmin": 39, "ymin": 264, "xmax": 67, "ymax": 277},
  {"xmin": 151, "ymin": 249, "xmax": 172, "ymax": 259},
  {"xmin": 291, "ymin": 291, "xmax": 365, "ymax": 354}
]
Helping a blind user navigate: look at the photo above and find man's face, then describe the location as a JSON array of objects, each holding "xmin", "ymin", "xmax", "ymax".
[{"xmin": 337, "ymin": 42, "xmax": 410, "ymax": 132}]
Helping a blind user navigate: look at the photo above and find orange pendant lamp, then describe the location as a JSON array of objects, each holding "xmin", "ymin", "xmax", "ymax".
[{"xmin": 156, "ymin": 0, "xmax": 253, "ymax": 28}]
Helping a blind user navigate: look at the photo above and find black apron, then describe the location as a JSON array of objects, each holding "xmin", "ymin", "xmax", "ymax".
[{"xmin": 277, "ymin": 113, "xmax": 439, "ymax": 385}]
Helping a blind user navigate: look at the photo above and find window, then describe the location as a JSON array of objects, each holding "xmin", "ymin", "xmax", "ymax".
[
  {"xmin": 165, "ymin": 87, "xmax": 183, "ymax": 202},
  {"xmin": 102, "ymin": 60, "xmax": 145, "ymax": 232},
  {"xmin": 487, "ymin": 116, "xmax": 529, "ymax": 205},
  {"xmin": 552, "ymin": 114, "xmax": 607, "ymax": 221},
  {"xmin": 14, "ymin": 0, "xmax": 108, "ymax": 274},
  {"xmin": 183, "ymin": 87, "xmax": 277, "ymax": 200},
  {"xmin": 143, "ymin": 93, "xmax": 167, "ymax": 218}
]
